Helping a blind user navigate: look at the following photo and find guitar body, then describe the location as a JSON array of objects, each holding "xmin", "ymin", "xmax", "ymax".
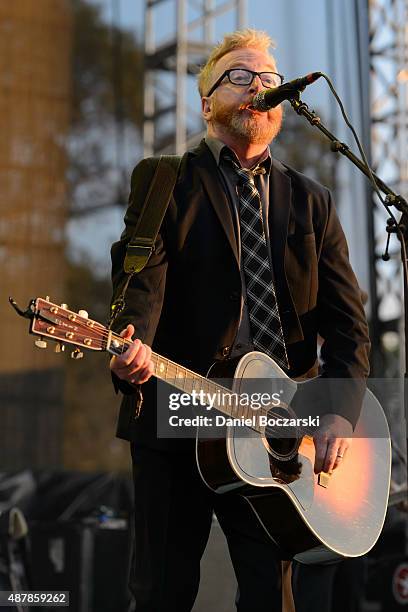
[{"xmin": 196, "ymin": 351, "xmax": 391, "ymax": 563}]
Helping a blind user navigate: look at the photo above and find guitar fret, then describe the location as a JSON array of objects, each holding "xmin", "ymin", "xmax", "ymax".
[
  {"xmin": 152, "ymin": 354, "xmax": 157, "ymax": 374},
  {"xmin": 203, "ymin": 379, "xmax": 210, "ymax": 405},
  {"xmin": 179, "ymin": 366, "xmax": 187, "ymax": 390},
  {"xmin": 167, "ymin": 362, "xmax": 176, "ymax": 379},
  {"xmin": 157, "ymin": 358, "xmax": 166, "ymax": 376},
  {"xmin": 112, "ymin": 343, "xmax": 243, "ymax": 420},
  {"xmin": 26, "ymin": 298, "xmax": 275, "ymax": 434}
]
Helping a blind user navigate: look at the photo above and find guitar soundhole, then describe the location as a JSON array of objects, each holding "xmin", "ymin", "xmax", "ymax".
[{"xmin": 262, "ymin": 405, "xmax": 300, "ymax": 462}]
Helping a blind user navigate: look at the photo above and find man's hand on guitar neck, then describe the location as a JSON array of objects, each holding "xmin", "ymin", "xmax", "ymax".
[
  {"xmin": 110, "ymin": 324, "xmax": 155, "ymax": 385},
  {"xmin": 313, "ymin": 413, "xmax": 353, "ymax": 474}
]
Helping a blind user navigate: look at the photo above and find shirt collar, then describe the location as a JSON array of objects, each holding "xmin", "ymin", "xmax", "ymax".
[{"xmin": 205, "ymin": 136, "xmax": 272, "ymax": 175}]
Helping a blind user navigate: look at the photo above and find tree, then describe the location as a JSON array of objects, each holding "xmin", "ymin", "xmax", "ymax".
[
  {"xmin": 63, "ymin": 259, "xmax": 130, "ymax": 471},
  {"xmin": 63, "ymin": 1, "xmax": 145, "ymax": 471},
  {"xmin": 68, "ymin": 0, "xmax": 144, "ymax": 216},
  {"xmin": 71, "ymin": 0, "xmax": 143, "ymax": 129}
]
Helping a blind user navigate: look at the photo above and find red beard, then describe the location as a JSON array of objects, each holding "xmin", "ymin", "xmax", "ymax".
[{"xmin": 210, "ymin": 99, "xmax": 283, "ymax": 145}]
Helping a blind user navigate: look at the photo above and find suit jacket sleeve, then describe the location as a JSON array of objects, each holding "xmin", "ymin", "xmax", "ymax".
[{"xmin": 316, "ymin": 190, "xmax": 370, "ymax": 427}]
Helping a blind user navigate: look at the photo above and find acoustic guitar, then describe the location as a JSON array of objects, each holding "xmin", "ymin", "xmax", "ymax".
[{"xmin": 10, "ymin": 296, "xmax": 391, "ymax": 564}]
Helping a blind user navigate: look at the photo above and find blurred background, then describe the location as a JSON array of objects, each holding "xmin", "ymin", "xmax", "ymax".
[{"xmin": 0, "ymin": 0, "xmax": 407, "ymax": 610}]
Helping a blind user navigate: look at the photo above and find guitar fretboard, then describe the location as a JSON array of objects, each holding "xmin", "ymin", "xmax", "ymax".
[{"xmin": 107, "ymin": 331, "xmax": 255, "ymax": 422}]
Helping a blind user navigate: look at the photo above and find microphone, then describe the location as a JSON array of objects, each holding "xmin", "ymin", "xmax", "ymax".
[{"xmin": 252, "ymin": 72, "xmax": 322, "ymax": 111}]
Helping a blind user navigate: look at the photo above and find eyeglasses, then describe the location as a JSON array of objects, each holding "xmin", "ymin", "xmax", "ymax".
[{"xmin": 205, "ymin": 68, "xmax": 284, "ymax": 97}]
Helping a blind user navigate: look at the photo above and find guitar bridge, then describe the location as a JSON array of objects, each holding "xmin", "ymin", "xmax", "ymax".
[{"xmin": 318, "ymin": 472, "xmax": 331, "ymax": 488}]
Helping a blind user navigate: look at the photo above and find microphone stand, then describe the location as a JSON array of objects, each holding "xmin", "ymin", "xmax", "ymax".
[{"xmin": 288, "ymin": 93, "xmax": 408, "ymax": 479}]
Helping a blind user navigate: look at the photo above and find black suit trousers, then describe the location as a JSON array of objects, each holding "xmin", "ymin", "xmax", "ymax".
[{"xmin": 130, "ymin": 443, "xmax": 284, "ymax": 612}]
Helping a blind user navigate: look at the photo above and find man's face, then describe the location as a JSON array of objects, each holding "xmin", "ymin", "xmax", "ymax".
[{"xmin": 202, "ymin": 47, "xmax": 283, "ymax": 145}]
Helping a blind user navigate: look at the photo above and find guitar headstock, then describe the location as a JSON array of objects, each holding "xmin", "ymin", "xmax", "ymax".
[{"xmin": 11, "ymin": 297, "xmax": 108, "ymax": 355}]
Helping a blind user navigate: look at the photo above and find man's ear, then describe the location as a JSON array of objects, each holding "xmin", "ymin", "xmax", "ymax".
[{"xmin": 201, "ymin": 96, "xmax": 213, "ymax": 121}]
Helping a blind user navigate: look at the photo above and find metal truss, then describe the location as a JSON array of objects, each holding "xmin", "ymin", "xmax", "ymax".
[
  {"xmin": 143, "ymin": 0, "xmax": 246, "ymax": 155},
  {"xmin": 368, "ymin": 0, "xmax": 408, "ymax": 375}
]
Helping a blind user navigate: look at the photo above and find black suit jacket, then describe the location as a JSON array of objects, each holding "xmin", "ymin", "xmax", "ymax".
[{"xmin": 110, "ymin": 140, "xmax": 370, "ymax": 448}]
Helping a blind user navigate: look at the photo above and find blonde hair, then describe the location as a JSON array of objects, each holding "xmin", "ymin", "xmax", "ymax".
[{"xmin": 197, "ymin": 28, "xmax": 277, "ymax": 97}]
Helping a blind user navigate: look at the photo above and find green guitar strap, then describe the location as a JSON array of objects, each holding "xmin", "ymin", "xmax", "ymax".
[
  {"xmin": 124, "ymin": 154, "xmax": 182, "ymax": 274},
  {"xmin": 109, "ymin": 154, "xmax": 182, "ymax": 328}
]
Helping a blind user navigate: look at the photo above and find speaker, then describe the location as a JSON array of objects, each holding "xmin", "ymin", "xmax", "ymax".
[
  {"xmin": 29, "ymin": 520, "xmax": 132, "ymax": 612},
  {"xmin": 365, "ymin": 555, "xmax": 408, "ymax": 611}
]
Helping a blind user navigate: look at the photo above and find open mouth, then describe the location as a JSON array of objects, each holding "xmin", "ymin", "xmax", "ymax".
[{"xmin": 240, "ymin": 103, "xmax": 257, "ymax": 111}]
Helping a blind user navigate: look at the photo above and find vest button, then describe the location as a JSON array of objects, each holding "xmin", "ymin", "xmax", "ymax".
[{"xmin": 221, "ymin": 346, "xmax": 230, "ymax": 357}]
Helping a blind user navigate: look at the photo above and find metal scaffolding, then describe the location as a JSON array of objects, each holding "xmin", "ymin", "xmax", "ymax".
[
  {"xmin": 367, "ymin": 0, "xmax": 408, "ymax": 375},
  {"xmin": 367, "ymin": 0, "xmax": 408, "ymax": 488},
  {"xmin": 143, "ymin": 0, "xmax": 246, "ymax": 156}
]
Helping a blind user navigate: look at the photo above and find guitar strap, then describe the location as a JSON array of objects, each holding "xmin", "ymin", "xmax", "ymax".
[
  {"xmin": 109, "ymin": 154, "xmax": 182, "ymax": 328},
  {"xmin": 124, "ymin": 154, "xmax": 182, "ymax": 274}
]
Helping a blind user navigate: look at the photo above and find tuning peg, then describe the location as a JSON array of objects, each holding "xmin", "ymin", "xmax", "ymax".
[
  {"xmin": 35, "ymin": 337, "xmax": 47, "ymax": 349},
  {"xmin": 78, "ymin": 310, "xmax": 88, "ymax": 319},
  {"xmin": 61, "ymin": 303, "xmax": 68, "ymax": 309},
  {"xmin": 55, "ymin": 343, "xmax": 65, "ymax": 353},
  {"xmin": 71, "ymin": 348, "xmax": 84, "ymax": 360}
]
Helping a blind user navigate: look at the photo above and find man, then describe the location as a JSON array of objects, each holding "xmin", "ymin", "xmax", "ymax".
[{"xmin": 110, "ymin": 29, "xmax": 370, "ymax": 612}]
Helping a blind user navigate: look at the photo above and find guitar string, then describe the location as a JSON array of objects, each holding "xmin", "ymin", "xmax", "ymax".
[
  {"xmin": 109, "ymin": 325, "xmax": 315, "ymax": 436},
  {"xmin": 43, "ymin": 314, "xmax": 318, "ymax": 437},
  {"xmin": 113, "ymin": 330, "xmax": 315, "ymax": 441},
  {"xmin": 48, "ymin": 319, "xmax": 319, "ymax": 437}
]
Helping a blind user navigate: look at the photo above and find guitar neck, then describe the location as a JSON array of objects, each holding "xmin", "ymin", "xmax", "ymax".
[
  {"xmin": 107, "ymin": 331, "xmax": 239, "ymax": 419},
  {"xmin": 20, "ymin": 297, "xmax": 290, "ymax": 428}
]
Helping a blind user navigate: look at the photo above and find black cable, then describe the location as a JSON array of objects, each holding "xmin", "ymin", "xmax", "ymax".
[{"xmin": 318, "ymin": 72, "xmax": 401, "ymax": 233}]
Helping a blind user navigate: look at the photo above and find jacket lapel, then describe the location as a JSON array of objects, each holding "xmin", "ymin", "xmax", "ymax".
[
  {"xmin": 190, "ymin": 142, "xmax": 303, "ymax": 344},
  {"xmin": 269, "ymin": 159, "xmax": 304, "ymax": 343},
  {"xmin": 191, "ymin": 141, "xmax": 239, "ymax": 265}
]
